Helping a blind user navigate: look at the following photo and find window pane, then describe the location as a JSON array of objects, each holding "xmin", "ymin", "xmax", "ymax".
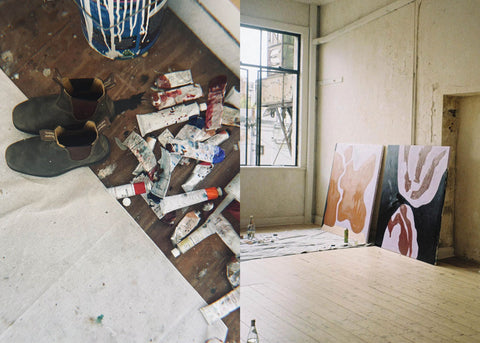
[
  {"xmin": 258, "ymin": 70, "xmax": 297, "ymax": 166},
  {"xmin": 261, "ymin": 30, "xmax": 298, "ymax": 70},
  {"xmin": 240, "ymin": 27, "xmax": 260, "ymax": 65},
  {"xmin": 240, "ymin": 67, "xmax": 258, "ymax": 166}
]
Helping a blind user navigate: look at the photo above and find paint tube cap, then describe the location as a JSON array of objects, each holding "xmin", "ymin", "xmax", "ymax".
[
  {"xmin": 199, "ymin": 103, "xmax": 207, "ymax": 112},
  {"xmin": 171, "ymin": 248, "xmax": 181, "ymax": 258},
  {"xmin": 216, "ymin": 187, "xmax": 223, "ymax": 197}
]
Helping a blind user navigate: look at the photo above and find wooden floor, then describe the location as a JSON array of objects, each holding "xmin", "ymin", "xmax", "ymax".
[
  {"xmin": 0, "ymin": 1, "xmax": 239, "ymax": 340},
  {"xmin": 241, "ymin": 246, "xmax": 480, "ymax": 343}
]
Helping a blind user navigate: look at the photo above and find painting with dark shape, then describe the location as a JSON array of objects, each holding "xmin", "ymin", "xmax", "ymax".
[
  {"xmin": 323, "ymin": 144, "xmax": 383, "ymax": 243},
  {"xmin": 375, "ymin": 145, "xmax": 450, "ymax": 265}
]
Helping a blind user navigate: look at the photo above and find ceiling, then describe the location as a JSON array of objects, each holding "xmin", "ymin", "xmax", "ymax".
[{"xmin": 291, "ymin": 0, "xmax": 336, "ymax": 5}]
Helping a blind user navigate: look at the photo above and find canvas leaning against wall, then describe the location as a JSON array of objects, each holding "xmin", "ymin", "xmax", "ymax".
[
  {"xmin": 322, "ymin": 143, "xmax": 384, "ymax": 243},
  {"xmin": 375, "ymin": 145, "xmax": 450, "ymax": 265}
]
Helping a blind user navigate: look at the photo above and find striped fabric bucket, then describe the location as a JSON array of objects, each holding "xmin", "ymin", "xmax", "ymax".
[{"xmin": 74, "ymin": 0, "xmax": 167, "ymax": 59}]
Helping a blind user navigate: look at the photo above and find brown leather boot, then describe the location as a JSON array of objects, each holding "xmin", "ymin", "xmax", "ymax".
[
  {"xmin": 5, "ymin": 120, "xmax": 110, "ymax": 177},
  {"xmin": 12, "ymin": 73, "xmax": 116, "ymax": 134}
]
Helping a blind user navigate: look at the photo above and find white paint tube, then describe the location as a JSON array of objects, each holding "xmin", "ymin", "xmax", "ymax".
[
  {"xmin": 154, "ymin": 69, "xmax": 193, "ymax": 89},
  {"xmin": 200, "ymin": 287, "xmax": 240, "ymax": 325},
  {"xmin": 221, "ymin": 106, "xmax": 240, "ymax": 127},
  {"xmin": 224, "ymin": 86, "xmax": 240, "ymax": 109},
  {"xmin": 136, "ymin": 102, "xmax": 207, "ymax": 137},
  {"xmin": 132, "ymin": 136, "xmax": 157, "ymax": 176},
  {"xmin": 161, "ymin": 187, "xmax": 222, "ymax": 219},
  {"xmin": 205, "ymin": 75, "xmax": 227, "ymax": 130},
  {"xmin": 123, "ymin": 131, "xmax": 158, "ymax": 177},
  {"xmin": 166, "ymin": 139, "xmax": 225, "ymax": 164},
  {"xmin": 212, "ymin": 173, "xmax": 240, "ymax": 216},
  {"xmin": 226, "ymin": 259, "xmax": 240, "ymax": 288},
  {"xmin": 150, "ymin": 147, "xmax": 171, "ymax": 198},
  {"xmin": 213, "ymin": 213, "xmax": 240, "ymax": 257},
  {"xmin": 171, "ymin": 221, "xmax": 216, "ymax": 258},
  {"xmin": 152, "ymin": 84, "xmax": 204, "ymax": 110},
  {"xmin": 107, "ymin": 180, "xmax": 152, "ymax": 199},
  {"xmin": 205, "ymin": 130, "xmax": 229, "ymax": 146},
  {"xmin": 170, "ymin": 210, "xmax": 201, "ymax": 246},
  {"xmin": 181, "ymin": 162, "xmax": 214, "ymax": 192},
  {"xmin": 157, "ymin": 129, "xmax": 174, "ymax": 148},
  {"xmin": 176, "ymin": 123, "xmax": 213, "ymax": 142}
]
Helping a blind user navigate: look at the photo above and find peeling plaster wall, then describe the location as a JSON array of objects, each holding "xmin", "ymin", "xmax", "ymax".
[{"xmin": 316, "ymin": 0, "xmax": 480, "ymax": 257}]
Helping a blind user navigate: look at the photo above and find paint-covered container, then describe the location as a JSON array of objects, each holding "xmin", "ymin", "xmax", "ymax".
[{"xmin": 74, "ymin": 0, "xmax": 167, "ymax": 60}]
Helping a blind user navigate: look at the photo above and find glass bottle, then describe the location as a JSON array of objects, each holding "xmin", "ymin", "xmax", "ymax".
[
  {"xmin": 246, "ymin": 319, "xmax": 259, "ymax": 343},
  {"xmin": 247, "ymin": 215, "xmax": 256, "ymax": 240}
]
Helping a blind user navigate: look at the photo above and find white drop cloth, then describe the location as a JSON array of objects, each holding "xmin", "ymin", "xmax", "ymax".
[{"xmin": 0, "ymin": 70, "xmax": 226, "ymax": 342}]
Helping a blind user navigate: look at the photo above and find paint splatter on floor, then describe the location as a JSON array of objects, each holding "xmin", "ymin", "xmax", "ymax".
[{"xmin": 98, "ymin": 163, "xmax": 117, "ymax": 180}]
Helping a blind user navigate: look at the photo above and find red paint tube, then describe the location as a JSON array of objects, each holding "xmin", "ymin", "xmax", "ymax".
[
  {"xmin": 108, "ymin": 181, "xmax": 152, "ymax": 199},
  {"xmin": 154, "ymin": 70, "xmax": 193, "ymax": 89},
  {"xmin": 152, "ymin": 84, "xmax": 203, "ymax": 110},
  {"xmin": 205, "ymin": 75, "xmax": 227, "ymax": 130}
]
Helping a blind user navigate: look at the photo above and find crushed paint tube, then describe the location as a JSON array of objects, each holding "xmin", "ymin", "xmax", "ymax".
[
  {"xmin": 157, "ymin": 129, "xmax": 174, "ymax": 148},
  {"xmin": 211, "ymin": 213, "xmax": 240, "ymax": 257},
  {"xmin": 114, "ymin": 137, "xmax": 128, "ymax": 151},
  {"xmin": 200, "ymin": 287, "xmax": 240, "ymax": 325},
  {"xmin": 224, "ymin": 86, "xmax": 240, "ymax": 109},
  {"xmin": 160, "ymin": 187, "xmax": 222, "ymax": 219},
  {"xmin": 221, "ymin": 106, "xmax": 240, "ymax": 127},
  {"xmin": 181, "ymin": 162, "xmax": 214, "ymax": 192},
  {"xmin": 171, "ymin": 210, "xmax": 201, "ymax": 246},
  {"xmin": 132, "ymin": 136, "xmax": 157, "ymax": 176},
  {"xmin": 123, "ymin": 131, "xmax": 158, "ymax": 178},
  {"xmin": 107, "ymin": 180, "xmax": 152, "ymax": 199},
  {"xmin": 212, "ymin": 173, "xmax": 240, "ymax": 216},
  {"xmin": 136, "ymin": 102, "xmax": 207, "ymax": 137},
  {"xmin": 205, "ymin": 130, "xmax": 229, "ymax": 146},
  {"xmin": 152, "ymin": 84, "xmax": 204, "ymax": 110},
  {"xmin": 171, "ymin": 219, "xmax": 216, "ymax": 258},
  {"xmin": 166, "ymin": 139, "xmax": 225, "ymax": 164},
  {"xmin": 154, "ymin": 69, "xmax": 193, "ymax": 89},
  {"xmin": 205, "ymin": 75, "xmax": 227, "ymax": 130},
  {"xmin": 150, "ymin": 147, "xmax": 171, "ymax": 198},
  {"xmin": 175, "ymin": 123, "xmax": 213, "ymax": 142},
  {"xmin": 188, "ymin": 115, "xmax": 205, "ymax": 129},
  {"xmin": 226, "ymin": 258, "xmax": 240, "ymax": 288}
]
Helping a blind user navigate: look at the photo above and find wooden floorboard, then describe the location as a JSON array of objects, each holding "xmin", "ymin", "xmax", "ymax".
[
  {"xmin": 0, "ymin": 1, "xmax": 239, "ymax": 340},
  {"xmin": 241, "ymin": 246, "xmax": 480, "ymax": 343}
]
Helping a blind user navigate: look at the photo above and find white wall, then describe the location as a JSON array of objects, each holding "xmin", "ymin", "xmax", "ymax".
[
  {"xmin": 316, "ymin": 0, "xmax": 480, "ymax": 256},
  {"xmin": 240, "ymin": 0, "xmax": 314, "ymax": 228}
]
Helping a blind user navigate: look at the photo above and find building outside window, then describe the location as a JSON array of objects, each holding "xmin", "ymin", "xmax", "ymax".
[{"xmin": 240, "ymin": 25, "xmax": 300, "ymax": 166}]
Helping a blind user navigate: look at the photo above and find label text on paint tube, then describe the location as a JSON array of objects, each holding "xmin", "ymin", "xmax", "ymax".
[
  {"xmin": 132, "ymin": 136, "xmax": 157, "ymax": 176},
  {"xmin": 171, "ymin": 223, "xmax": 216, "ymax": 257},
  {"xmin": 123, "ymin": 131, "xmax": 158, "ymax": 176},
  {"xmin": 160, "ymin": 187, "xmax": 222, "ymax": 216},
  {"xmin": 171, "ymin": 210, "xmax": 201, "ymax": 246},
  {"xmin": 136, "ymin": 102, "xmax": 206, "ymax": 137},
  {"xmin": 152, "ymin": 84, "xmax": 203, "ymax": 110},
  {"xmin": 155, "ymin": 70, "xmax": 193, "ymax": 89},
  {"xmin": 205, "ymin": 75, "xmax": 227, "ymax": 130},
  {"xmin": 200, "ymin": 287, "xmax": 240, "ymax": 325},
  {"xmin": 107, "ymin": 181, "xmax": 151, "ymax": 199},
  {"xmin": 166, "ymin": 139, "xmax": 225, "ymax": 164}
]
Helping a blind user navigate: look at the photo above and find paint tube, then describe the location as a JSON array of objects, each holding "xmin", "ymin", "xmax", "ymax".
[
  {"xmin": 205, "ymin": 130, "xmax": 229, "ymax": 146},
  {"xmin": 152, "ymin": 84, "xmax": 204, "ymax": 110},
  {"xmin": 171, "ymin": 221, "xmax": 216, "ymax": 258},
  {"xmin": 137, "ymin": 102, "xmax": 207, "ymax": 137},
  {"xmin": 157, "ymin": 129, "xmax": 174, "ymax": 148},
  {"xmin": 181, "ymin": 162, "xmax": 214, "ymax": 192},
  {"xmin": 166, "ymin": 139, "xmax": 225, "ymax": 164},
  {"xmin": 160, "ymin": 187, "xmax": 222, "ymax": 217},
  {"xmin": 205, "ymin": 75, "xmax": 227, "ymax": 130},
  {"xmin": 221, "ymin": 106, "xmax": 240, "ymax": 127},
  {"xmin": 200, "ymin": 287, "xmax": 240, "ymax": 325},
  {"xmin": 150, "ymin": 148, "xmax": 171, "ymax": 198},
  {"xmin": 132, "ymin": 136, "xmax": 157, "ymax": 176},
  {"xmin": 213, "ymin": 213, "xmax": 240, "ymax": 257},
  {"xmin": 154, "ymin": 70, "xmax": 193, "ymax": 89},
  {"xmin": 224, "ymin": 86, "xmax": 240, "ymax": 109},
  {"xmin": 176, "ymin": 123, "xmax": 213, "ymax": 142},
  {"xmin": 123, "ymin": 131, "xmax": 158, "ymax": 178},
  {"xmin": 171, "ymin": 210, "xmax": 201, "ymax": 246},
  {"xmin": 212, "ymin": 173, "xmax": 240, "ymax": 216},
  {"xmin": 226, "ymin": 258, "xmax": 240, "ymax": 288},
  {"xmin": 107, "ymin": 181, "xmax": 152, "ymax": 199}
]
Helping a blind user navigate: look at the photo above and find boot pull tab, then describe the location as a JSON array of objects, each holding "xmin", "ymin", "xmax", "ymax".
[
  {"xmin": 96, "ymin": 117, "xmax": 112, "ymax": 133},
  {"xmin": 40, "ymin": 129, "xmax": 56, "ymax": 142},
  {"xmin": 103, "ymin": 73, "xmax": 116, "ymax": 90},
  {"xmin": 52, "ymin": 68, "xmax": 64, "ymax": 87}
]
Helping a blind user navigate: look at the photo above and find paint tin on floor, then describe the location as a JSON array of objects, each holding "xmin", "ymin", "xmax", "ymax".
[{"xmin": 73, "ymin": 0, "xmax": 167, "ymax": 59}]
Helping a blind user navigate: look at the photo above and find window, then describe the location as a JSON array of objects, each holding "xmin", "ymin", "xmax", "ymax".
[{"xmin": 240, "ymin": 25, "xmax": 300, "ymax": 166}]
